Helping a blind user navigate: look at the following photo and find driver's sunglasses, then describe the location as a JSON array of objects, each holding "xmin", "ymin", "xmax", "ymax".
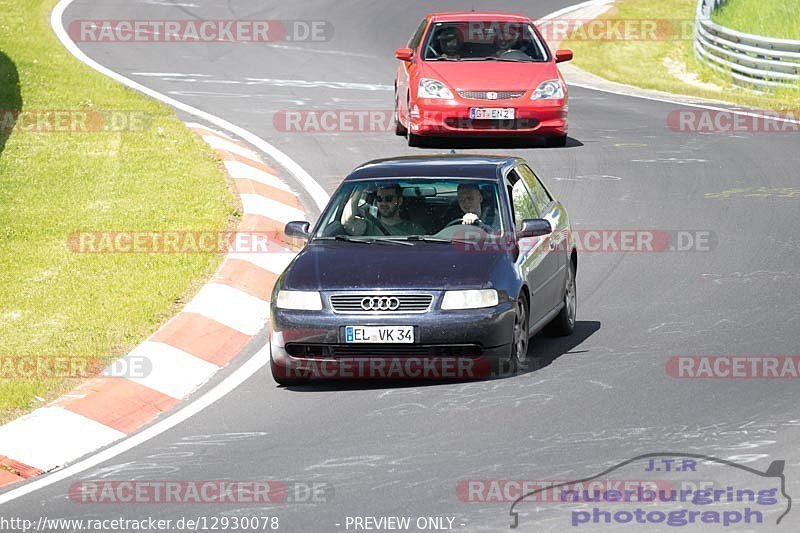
[{"xmin": 376, "ymin": 195, "xmax": 396, "ymax": 202}]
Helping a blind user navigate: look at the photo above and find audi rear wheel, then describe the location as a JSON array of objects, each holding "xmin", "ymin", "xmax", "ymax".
[
  {"xmin": 508, "ymin": 295, "xmax": 529, "ymax": 374},
  {"xmin": 545, "ymin": 260, "xmax": 576, "ymax": 336}
]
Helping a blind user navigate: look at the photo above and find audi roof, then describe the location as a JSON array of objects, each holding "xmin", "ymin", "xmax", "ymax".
[{"xmin": 345, "ymin": 155, "xmax": 519, "ymax": 181}]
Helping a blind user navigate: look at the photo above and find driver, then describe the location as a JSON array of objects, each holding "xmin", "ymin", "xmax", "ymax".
[
  {"xmin": 494, "ymin": 24, "xmax": 522, "ymax": 55},
  {"xmin": 342, "ymin": 183, "xmax": 425, "ymax": 236},
  {"xmin": 456, "ymin": 183, "xmax": 497, "ymax": 232}
]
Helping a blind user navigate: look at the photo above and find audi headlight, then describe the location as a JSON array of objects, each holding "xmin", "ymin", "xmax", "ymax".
[
  {"xmin": 276, "ymin": 290, "xmax": 323, "ymax": 310},
  {"xmin": 531, "ymin": 79, "xmax": 564, "ymax": 100},
  {"xmin": 418, "ymin": 78, "xmax": 454, "ymax": 99},
  {"xmin": 441, "ymin": 289, "xmax": 499, "ymax": 310}
]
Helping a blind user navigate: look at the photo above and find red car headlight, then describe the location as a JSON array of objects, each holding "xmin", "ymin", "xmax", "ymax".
[
  {"xmin": 418, "ymin": 78, "xmax": 454, "ymax": 99},
  {"xmin": 531, "ymin": 79, "xmax": 564, "ymax": 100}
]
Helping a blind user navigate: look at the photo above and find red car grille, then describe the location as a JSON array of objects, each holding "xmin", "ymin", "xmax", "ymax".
[
  {"xmin": 444, "ymin": 118, "xmax": 540, "ymax": 130},
  {"xmin": 457, "ymin": 90, "xmax": 526, "ymax": 100}
]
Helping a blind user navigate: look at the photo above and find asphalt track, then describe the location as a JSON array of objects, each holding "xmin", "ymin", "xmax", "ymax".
[{"xmin": 3, "ymin": 0, "xmax": 800, "ymax": 531}]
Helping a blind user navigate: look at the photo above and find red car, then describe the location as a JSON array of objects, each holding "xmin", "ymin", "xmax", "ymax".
[{"xmin": 394, "ymin": 11, "xmax": 572, "ymax": 147}]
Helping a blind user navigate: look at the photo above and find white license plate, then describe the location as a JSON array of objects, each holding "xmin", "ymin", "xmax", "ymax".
[
  {"xmin": 470, "ymin": 108, "xmax": 515, "ymax": 120},
  {"xmin": 345, "ymin": 326, "xmax": 414, "ymax": 343}
]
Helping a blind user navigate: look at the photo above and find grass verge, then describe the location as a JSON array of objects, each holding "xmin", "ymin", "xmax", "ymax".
[
  {"xmin": 713, "ymin": 0, "xmax": 800, "ymax": 40},
  {"xmin": 562, "ymin": 0, "xmax": 800, "ymax": 113},
  {"xmin": 0, "ymin": 0, "xmax": 237, "ymax": 422}
]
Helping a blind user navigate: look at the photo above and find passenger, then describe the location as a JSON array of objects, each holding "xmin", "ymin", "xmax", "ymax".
[
  {"xmin": 343, "ymin": 183, "xmax": 425, "ymax": 236},
  {"xmin": 436, "ymin": 26, "xmax": 462, "ymax": 59},
  {"xmin": 456, "ymin": 183, "xmax": 497, "ymax": 232}
]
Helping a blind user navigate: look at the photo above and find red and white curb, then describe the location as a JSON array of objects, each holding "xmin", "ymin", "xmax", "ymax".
[{"xmin": 0, "ymin": 123, "xmax": 308, "ymax": 487}]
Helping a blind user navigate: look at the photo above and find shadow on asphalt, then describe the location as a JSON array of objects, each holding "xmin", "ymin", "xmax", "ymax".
[
  {"xmin": 409, "ymin": 135, "xmax": 583, "ymax": 150},
  {"xmin": 280, "ymin": 320, "xmax": 600, "ymax": 392},
  {"xmin": 0, "ymin": 50, "xmax": 22, "ymax": 158}
]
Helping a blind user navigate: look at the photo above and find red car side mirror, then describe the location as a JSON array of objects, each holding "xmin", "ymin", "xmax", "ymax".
[
  {"xmin": 395, "ymin": 47, "xmax": 414, "ymax": 61},
  {"xmin": 555, "ymin": 49, "xmax": 573, "ymax": 63}
]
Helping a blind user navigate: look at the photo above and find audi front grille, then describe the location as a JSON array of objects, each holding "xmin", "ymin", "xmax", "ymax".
[
  {"xmin": 285, "ymin": 344, "xmax": 483, "ymax": 358},
  {"xmin": 329, "ymin": 293, "xmax": 433, "ymax": 313}
]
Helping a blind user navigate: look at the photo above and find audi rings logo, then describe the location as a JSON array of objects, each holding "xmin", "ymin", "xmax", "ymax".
[{"xmin": 361, "ymin": 296, "xmax": 401, "ymax": 311}]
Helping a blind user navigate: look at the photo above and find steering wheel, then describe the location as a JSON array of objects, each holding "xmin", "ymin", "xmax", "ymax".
[
  {"xmin": 499, "ymin": 49, "xmax": 529, "ymax": 60},
  {"xmin": 444, "ymin": 217, "xmax": 473, "ymax": 228},
  {"xmin": 362, "ymin": 211, "xmax": 391, "ymax": 235}
]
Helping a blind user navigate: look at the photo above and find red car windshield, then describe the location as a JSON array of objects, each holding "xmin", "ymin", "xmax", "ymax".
[{"xmin": 423, "ymin": 21, "xmax": 549, "ymax": 62}]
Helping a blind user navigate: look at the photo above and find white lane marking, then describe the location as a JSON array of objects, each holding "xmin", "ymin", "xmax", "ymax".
[
  {"xmin": 223, "ymin": 160, "xmax": 293, "ymax": 192},
  {"xmin": 120, "ymin": 342, "xmax": 220, "ymax": 399},
  {"xmin": 142, "ymin": 1, "xmax": 199, "ymax": 6},
  {"xmin": 167, "ymin": 90, "xmax": 259, "ymax": 98},
  {"xmin": 228, "ymin": 252, "xmax": 297, "ymax": 276},
  {"xmin": 202, "ymin": 135, "xmax": 261, "ymax": 161},
  {"xmin": 51, "ymin": 0, "xmax": 329, "ymax": 212},
  {"xmin": 137, "ymin": 74, "xmax": 391, "ymax": 91},
  {"xmin": 0, "ymin": 408, "xmax": 126, "ymax": 472},
  {"xmin": 535, "ymin": 0, "xmax": 613, "ymax": 23},
  {"xmin": 568, "ymin": 80, "xmax": 800, "ymax": 126},
  {"xmin": 182, "ymin": 283, "xmax": 268, "ymax": 336},
  {"xmin": 262, "ymin": 43, "xmax": 377, "ymax": 58},
  {"xmin": 131, "ymin": 72, "xmax": 212, "ymax": 77},
  {"xmin": 240, "ymin": 193, "xmax": 306, "ymax": 222},
  {"xmin": 554, "ymin": 174, "xmax": 622, "ymax": 181},
  {"xmin": 631, "ymin": 158, "xmax": 708, "ymax": 163},
  {"xmin": 244, "ymin": 77, "xmax": 392, "ymax": 91},
  {"xmin": 0, "ymin": 344, "xmax": 272, "ymax": 504}
]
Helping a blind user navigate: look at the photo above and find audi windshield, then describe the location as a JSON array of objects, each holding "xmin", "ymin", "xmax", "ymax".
[{"xmin": 311, "ymin": 178, "xmax": 507, "ymax": 240}]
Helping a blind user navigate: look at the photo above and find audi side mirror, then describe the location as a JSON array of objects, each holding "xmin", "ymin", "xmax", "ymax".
[
  {"xmin": 285, "ymin": 221, "xmax": 311, "ymax": 239},
  {"xmin": 518, "ymin": 219, "xmax": 552, "ymax": 239}
]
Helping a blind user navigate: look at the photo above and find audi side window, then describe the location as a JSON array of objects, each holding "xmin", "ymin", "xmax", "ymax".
[
  {"xmin": 518, "ymin": 164, "xmax": 551, "ymax": 214},
  {"xmin": 509, "ymin": 171, "xmax": 538, "ymax": 227}
]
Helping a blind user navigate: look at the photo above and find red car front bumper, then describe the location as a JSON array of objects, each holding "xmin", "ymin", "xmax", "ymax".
[{"xmin": 408, "ymin": 98, "xmax": 567, "ymax": 137}]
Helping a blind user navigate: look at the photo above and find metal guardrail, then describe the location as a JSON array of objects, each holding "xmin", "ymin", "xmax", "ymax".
[{"xmin": 694, "ymin": 0, "xmax": 800, "ymax": 88}]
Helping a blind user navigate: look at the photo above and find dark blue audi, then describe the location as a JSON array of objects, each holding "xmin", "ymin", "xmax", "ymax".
[{"xmin": 270, "ymin": 155, "xmax": 577, "ymax": 384}]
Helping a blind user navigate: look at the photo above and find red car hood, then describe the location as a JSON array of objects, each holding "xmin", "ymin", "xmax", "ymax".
[{"xmin": 421, "ymin": 61, "xmax": 559, "ymax": 92}]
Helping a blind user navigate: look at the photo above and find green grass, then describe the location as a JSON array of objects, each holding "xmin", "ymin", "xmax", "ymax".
[
  {"xmin": 0, "ymin": 0, "xmax": 237, "ymax": 422},
  {"xmin": 713, "ymin": 0, "xmax": 800, "ymax": 39},
  {"xmin": 563, "ymin": 0, "xmax": 800, "ymax": 114}
]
